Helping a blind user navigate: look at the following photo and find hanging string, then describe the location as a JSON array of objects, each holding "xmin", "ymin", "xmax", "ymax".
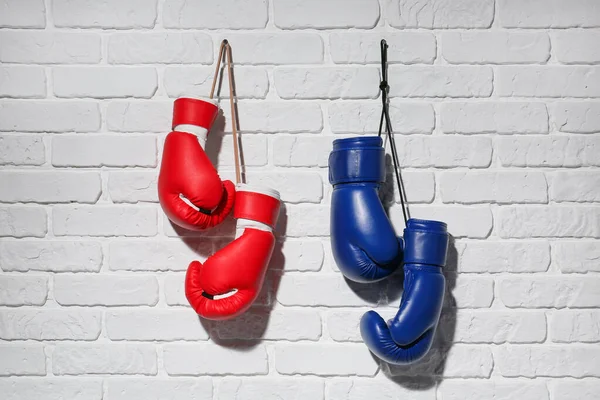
[
  {"xmin": 208, "ymin": 40, "xmax": 241, "ymax": 185},
  {"xmin": 378, "ymin": 39, "xmax": 409, "ymax": 225}
]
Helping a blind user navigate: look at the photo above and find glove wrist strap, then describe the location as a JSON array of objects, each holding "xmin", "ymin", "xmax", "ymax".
[
  {"xmin": 234, "ymin": 184, "xmax": 281, "ymax": 229},
  {"xmin": 329, "ymin": 139, "xmax": 385, "ymax": 185},
  {"xmin": 403, "ymin": 219, "xmax": 449, "ymax": 267}
]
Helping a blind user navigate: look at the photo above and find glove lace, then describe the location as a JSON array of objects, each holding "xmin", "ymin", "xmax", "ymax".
[
  {"xmin": 378, "ymin": 39, "xmax": 409, "ymax": 225},
  {"xmin": 209, "ymin": 40, "xmax": 242, "ymax": 185}
]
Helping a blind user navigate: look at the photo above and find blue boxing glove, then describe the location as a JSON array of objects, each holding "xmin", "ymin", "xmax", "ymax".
[
  {"xmin": 329, "ymin": 136, "xmax": 402, "ymax": 283},
  {"xmin": 360, "ymin": 219, "xmax": 448, "ymax": 365}
]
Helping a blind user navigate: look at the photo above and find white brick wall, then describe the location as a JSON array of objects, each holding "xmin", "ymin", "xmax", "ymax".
[{"xmin": 0, "ymin": 0, "xmax": 599, "ymax": 399}]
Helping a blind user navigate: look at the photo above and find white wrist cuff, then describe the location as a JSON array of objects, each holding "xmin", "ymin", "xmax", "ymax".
[{"xmin": 173, "ymin": 124, "xmax": 208, "ymax": 150}]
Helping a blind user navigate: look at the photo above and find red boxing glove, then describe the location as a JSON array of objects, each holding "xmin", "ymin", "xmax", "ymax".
[
  {"xmin": 158, "ymin": 97, "xmax": 235, "ymax": 230},
  {"xmin": 185, "ymin": 184, "xmax": 281, "ymax": 320}
]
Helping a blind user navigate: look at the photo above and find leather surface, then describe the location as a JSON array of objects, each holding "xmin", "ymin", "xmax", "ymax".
[
  {"xmin": 185, "ymin": 189, "xmax": 280, "ymax": 320},
  {"xmin": 329, "ymin": 136, "xmax": 402, "ymax": 283},
  {"xmin": 360, "ymin": 218, "xmax": 448, "ymax": 365},
  {"xmin": 158, "ymin": 130, "xmax": 235, "ymax": 230}
]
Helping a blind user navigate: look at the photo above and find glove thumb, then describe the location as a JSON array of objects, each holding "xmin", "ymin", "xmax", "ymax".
[
  {"xmin": 185, "ymin": 260, "xmax": 205, "ymax": 312},
  {"xmin": 342, "ymin": 238, "xmax": 401, "ymax": 283},
  {"xmin": 360, "ymin": 310, "xmax": 435, "ymax": 365}
]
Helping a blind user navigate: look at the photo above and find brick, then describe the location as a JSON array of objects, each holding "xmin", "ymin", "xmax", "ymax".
[
  {"xmin": 497, "ymin": 67, "xmax": 600, "ymax": 97},
  {"xmin": 438, "ymin": 380, "xmax": 549, "ymax": 400},
  {"xmin": 246, "ymin": 172, "xmax": 323, "ymax": 203},
  {"xmin": 329, "ymin": 379, "xmax": 436, "ymax": 400},
  {"xmin": 0, "ymin": 207, "xmax": 47, "ymax": 238},
  {"xmin": 107, "ymin": 101, "xmax": 170, "ymax": 132},
  {"xmin": 0, "ymin": 345, "xmax": 45, "ymax": 376},
  {"xmin": 498, "ymin": 206, "xmax": 600, "ymax": 238},
  {"xmin": 495, "ymin": 345, "xmax": 600, "ymax": 377},
  {"xmin": 553, "ymin": 102, "xmax": 600, "ymax": 133},
  {"xmin": 109, "ymin": 33, "xmax": 212, "ymax": 64},
  {"xmin": 0, "ymin": 241, "xmax": 102, "ymax": 272},
  {"xmin": 281, "ymin": 205, "xmax": 330, "ymax": 237},
  {"xmin": 442, "ymin": 32, "xmax": 549, "ymax": 64},
  {"xmin": 381, "ymin": 171, "xmax": 435, "ymax": 204},
  {"xmin": 387, "ymin": 0, "xmax": 494, "ymax": 28},
  {"xmin": 219, "ymin": 33, "xmax": 323, "ymax": 64},
  {"xmin": 0, "ymin": 309, "xmax": 101, "ymax": 340},
  {"xmin": 499, "ymin": 0, "xmax": 600, "ymax": 28},
  {"xmin": 0, "ymin": 67, "xmax": 46, "ymax": 98},
  {"xmin": 0, "ymin": 135, "xmax": 45, "ymax": 165},
  {"xmin": 499, "ymin": 276, "xmax": 600, "ymax": 308},
  {"xmin": 390, "ymin": 346, "xmax": 493, "ymax": 378},
  {"xmin": 209, "ymin": 134, "xmax": 268, "ymax": 168},
  {"xmin": 0, "ymin": 276, "xmax": 47, "ymax": 306},
  {"xmin": 554, "ymin": 31, "xmax": 600, "ymax": 64},
  {"xmin": 109, "ymin": 239, "xmax": 210, "ymax": 271},
  {"xmin": 277, "ymin": 274, "xmax": 381, "ymax": 307},
  {"xmin": 215, "ymin": 309, "xmax": 321, "ymax": 341},
  {"xmin": 218, "ymin": 378, "xmax": 324, "ymax": 400},
  {"xmin": 0, "ymin": 101, "xmax": 100, "ymax": 132},
  {"xmin": 552, "ymin": 381, "xmax": 600, "ymax": 400},
  {"xmin": 441, "ymin": 102, "xmax": 548, "ymax": 134},
  {"xmin": 439, "ymin": 171, "xmax": 548, "ymax": 204},
  {"xmin": 458, "ymin": 241, "xmax": 550, "ymax": 273},
  {"xmin": 222, "ymin": 102, "xmax": 323, "ymax": 133},
  {"xmin": 164, "ymin": 67, "xmax": 268, "ymax": 99},
  {"xmin": 0, "ymin": 32, "xmax": 101, "ymax": 64},
  {"xmin": 327, "ymin": 311, "xmax": 364, "ymax": 342},
  {"xmin": 106, "ymin": 379, "xmax": 212, "ymax": 400},
  {"xmin": 0, "ymin": 171, "xmax": 101, "ymax": 203},
  {"xmin": 0, "ymin": 378, "xmax": 103, "ymax": 400},
  {"xmin": 330, "ymin": 32, "xmax": 436, "ymax": 64},
  {"xmin": 53, "ymin": 0, "xmax": 157, "ymax": 28},
  {"xmin": 274, "ymin": 0, "xmax": 379, "ymax": 29},
  {"xmin": 270, "ymin": 240, "xmax": 324, "ymax": 271},
  {"xmin": 498, "ymin": 136, "xmax": 600, "ymax": 167},
  {"xmin": 53, "ymin": 344, "xmax": 157, "ymax": 375},
  {"xmin": 392, "ymin": 205, "xmax": 493, "ymax": 239},
  {"xmin": 0, "ymin": 0, "xmax": 45, "ymax": 28},
  {"xmin": 53, "ymin": 67, "xmax": 157, "ymax": 99},
  {"xmin": 53, "ymin": 205, "xmax": 157, "ymax": 237},
  {"xmin": 448, "ymin": 276, "xmax": 494, "ymax": 308},
  {"xmin": 550, "ymin": 311, "xmax": 600, "ymax": 343},
  {"xmin": 550, "ymin": 171, "xmax": 600, "ymax": 202},
  {"xmin": 330, "ymin": 101, "xmax": 434, "ymax": 134},
  {"xmin": 553, "ymin": 241, "xmax": 600, "ymax": 273},
  {"xmin": 106, "ymin": 310, "xmax": 208, "ymax": 341},
  {"xmin": 396, "ymin": 136, "xmax": 492, "ymax": 168},
  {"xmin": 53, "ymin": 274, "xmax": 158, "ymax": 306},
  {"xmin": 164, "ymin": 274, "xmax": 187, "ymax": 306},
  {"xmin": 274, "ymin": 343, "xmax": 378, "ymax": 376},
  {"xmin": 52, "ymin": 135, "xmax": 156, "ymax": 167},
  {"xmin": 274, "ymin": 67, "xmax": 379, "ymax": 100},
  {"xmin": 164, "ymin": 344, "xmax": 268, "ymax": 376},
  {"xmin": 388, "ymin": 66, "xmax": 493, "ymax": 97},
  {"xmin": 272, "ymin": 136, "xmax": 331, "ymax": 167},
  {"xmin": 439, "ymin": 311, "xmax": 546, "ymax": 344},
  {"xmin": 163, "ymin": 0, "xmax": 268, "ymax": 29},
  {"xmin": 108, "ymin": 171, "xmax": 158, "ymax": 203}
]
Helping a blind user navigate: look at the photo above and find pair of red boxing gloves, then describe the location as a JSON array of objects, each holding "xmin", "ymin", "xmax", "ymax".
[{"xmin": 158, "ymin": 98, "xmax": 280, "ymax": 320}]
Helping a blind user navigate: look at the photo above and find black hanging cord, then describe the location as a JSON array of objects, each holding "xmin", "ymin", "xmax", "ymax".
[{"xmin": 378, "ymin": 39, "xmax": 409, "ymax": 225}]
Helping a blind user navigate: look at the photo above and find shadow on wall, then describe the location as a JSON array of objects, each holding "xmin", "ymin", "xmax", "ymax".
[{"xmin": 345, "ymin": 153, "xmax": 458, "ymax": 389}]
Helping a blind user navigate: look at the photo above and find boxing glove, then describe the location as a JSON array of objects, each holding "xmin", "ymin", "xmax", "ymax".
[
  {"xmin": 158, "ymin": 97, "xmax": 235, "ymax": 231},
  {"xmin": 329, "ymin": 136, "xmax": 402, "ymax": 283},
  {"xmin": 185, "ymin": 184, "xmax": 280, "ymax": 320},
  {"xmin": 360, "ymin": 219, "xmax": 449, "ymax": 365}
]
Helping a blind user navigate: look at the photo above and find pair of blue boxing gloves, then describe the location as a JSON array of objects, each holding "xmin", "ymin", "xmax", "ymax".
[{"xmin": 329, "ymin": 136, "xmax": 449, "ymax": 365}]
